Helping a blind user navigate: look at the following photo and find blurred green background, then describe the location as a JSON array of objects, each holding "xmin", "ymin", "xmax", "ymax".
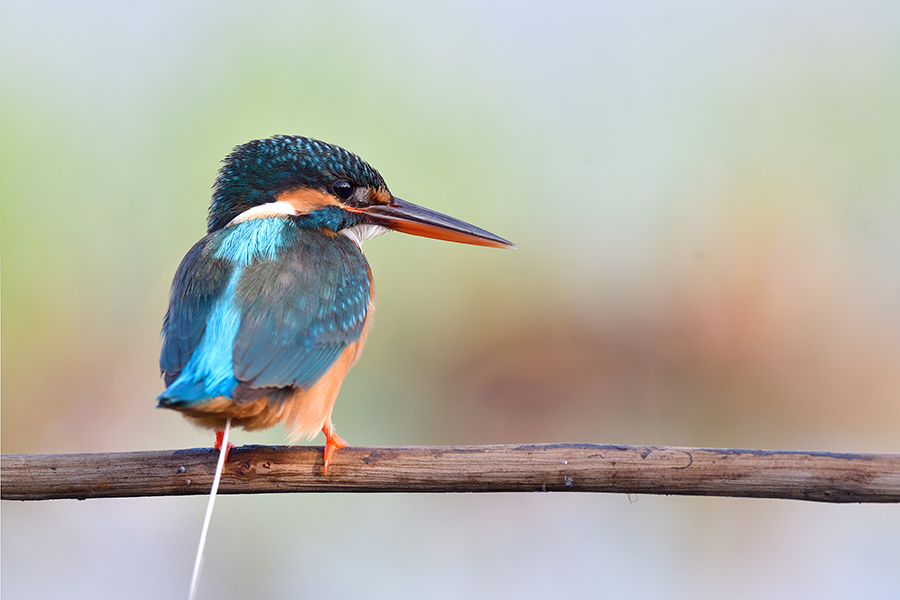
[{"xmin": 2, "ymin": 1, "xmax": 899, "ymax": 598}]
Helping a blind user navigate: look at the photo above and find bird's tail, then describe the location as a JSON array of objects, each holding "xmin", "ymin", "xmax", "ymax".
[{"xmin": 188, "ymin": 418, "xmax": 231, "ymax": 600}]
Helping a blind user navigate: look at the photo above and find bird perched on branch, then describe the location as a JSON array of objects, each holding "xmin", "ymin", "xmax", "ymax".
[{"xmin": 158, "ymin": 135, "xmax": 515, "ymax": 474}]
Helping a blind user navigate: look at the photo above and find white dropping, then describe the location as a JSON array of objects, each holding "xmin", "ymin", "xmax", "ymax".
[
  {"xmin": 340, "ymin": 223, "xmax": 391, "ymax": 249},
  {"xmin": 189, "ymin": 418, "xmax": 231, "ymax": 600}
]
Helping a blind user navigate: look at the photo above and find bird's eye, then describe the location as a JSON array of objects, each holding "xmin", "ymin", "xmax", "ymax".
[{"xmin": 332, "ymin": 180, "xmax": 353, "ymax": 200}]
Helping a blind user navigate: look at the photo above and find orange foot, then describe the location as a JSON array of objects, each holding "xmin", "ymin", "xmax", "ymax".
[
  {"xmin": 213, "ymin": 430, "xmax": 236, "ymax": 461},
  {"xmin": 322, "ymin": 425, "xmax": 348, "ymax": 476}
]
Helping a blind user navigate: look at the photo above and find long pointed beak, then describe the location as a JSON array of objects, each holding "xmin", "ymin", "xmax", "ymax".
[{"xmin": 361, "ymin": 197, "xmax": 516, "ymax": 249}]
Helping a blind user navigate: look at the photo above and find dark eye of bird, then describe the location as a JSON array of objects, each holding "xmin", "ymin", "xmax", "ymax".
[{"xmin": 332, "ymin": 180, "xmax": 353, "ymax": 200}]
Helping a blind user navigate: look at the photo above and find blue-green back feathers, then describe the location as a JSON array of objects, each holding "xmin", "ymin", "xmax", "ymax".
[
  {"xmin": 158, "ymin": 217, "xmax": 370, "ymax": 407},
  {"xmin": 231, "ymin": 223, "xmax": 370, "ymax": 390}
]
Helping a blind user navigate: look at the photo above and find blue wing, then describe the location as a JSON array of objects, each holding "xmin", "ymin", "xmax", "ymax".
[
  {"xmin": 158, "ymin": 218, "xmax": 370, "ymax": 407},
  {"xmin": 231, "ymin": 225, "xmax": 371, "ymax": 391},
  {"xmin": 159, "ymin": 236, "xmax": 236, "ymax": 390}
]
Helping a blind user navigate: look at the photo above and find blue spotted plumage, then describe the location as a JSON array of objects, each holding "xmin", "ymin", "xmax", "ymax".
[
  {"xmin": 158, "ymin": 135, "xmax": 514, "ymax": 474},
  {"xmin": 159, "ymin": 217, "xmax": 370, "ymax": 404}
]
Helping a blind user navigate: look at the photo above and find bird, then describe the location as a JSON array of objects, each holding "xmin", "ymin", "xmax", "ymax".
[{"xmin": 158, "ymin": 135, "xmax": 515, "ymax": 475}]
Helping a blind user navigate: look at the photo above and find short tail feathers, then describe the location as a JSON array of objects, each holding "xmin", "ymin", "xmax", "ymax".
[
  {"xmin": 189, "ymin": 418, "xmax": 231, "ymax": 600},
  {"xmin": 158, "ymin": 374, "xmax": 238, "ymax": 408},
  {"xmin": 157, "ymin": 378, "xmax": 211, "ymax": 407}
]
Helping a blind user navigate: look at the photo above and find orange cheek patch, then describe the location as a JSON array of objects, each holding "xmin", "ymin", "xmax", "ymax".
[
  {"xmin": 369, "ymin": 188, "xmax": 392, "ymax": 205},
  {"xmin": 276, "ymin": 188, "xmax": 340, "ymax": 214}
]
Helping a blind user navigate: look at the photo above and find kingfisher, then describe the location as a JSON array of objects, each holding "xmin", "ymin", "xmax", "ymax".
[{"xmin": 158, "ymin": 135, "xmax": 514, "ymax": 474}]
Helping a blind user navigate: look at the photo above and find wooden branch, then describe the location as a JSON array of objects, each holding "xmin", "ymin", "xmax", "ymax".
[{"xmin": 2, "ymin": 444, "xmax": 899, "ymax": 503}]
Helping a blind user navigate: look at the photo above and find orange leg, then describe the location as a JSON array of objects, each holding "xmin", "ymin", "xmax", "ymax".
[
  {"xmin": 321, "ymin": 423, "xmax": 348, "ymax": 476},
  {"xmin": 213, "ymin": 430, "xmax": 236, "ymax": 461}
]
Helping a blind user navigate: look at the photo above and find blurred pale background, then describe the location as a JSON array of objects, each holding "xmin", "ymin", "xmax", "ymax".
[{"xmin": 2, "ymin": 1, "xmax": 899, "ymax": 598}]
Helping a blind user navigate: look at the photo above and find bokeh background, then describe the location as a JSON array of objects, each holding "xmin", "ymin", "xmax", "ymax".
[{"xmin": 3, "ymin": 1, "xmax": 899, "ymax": 598}]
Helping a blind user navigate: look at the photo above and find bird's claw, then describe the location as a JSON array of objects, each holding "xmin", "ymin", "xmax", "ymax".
[
  {"xmin": 213, "ymin": 430, "xmax": 236, "ymax": 461},
  {"xmin": 322, "ymin": 426, "xmax": 348, "ymax": 476}
]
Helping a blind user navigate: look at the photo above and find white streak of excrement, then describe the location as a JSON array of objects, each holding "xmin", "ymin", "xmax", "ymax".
[{"xmin": 189, "ymin": 418, "xmax": 231, "ymax": 600}]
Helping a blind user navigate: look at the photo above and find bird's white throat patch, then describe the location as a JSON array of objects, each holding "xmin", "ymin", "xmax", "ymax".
[
  {"xmin": 341, "ymin": 223, "xmax": 390, "ymax": 248},
  {"xmin": 228, "ymin": 201, "xmax": 298, "ymax": 225},
  {"xmin": 229, "ymin": 203, "xmax": 390, "ymax": 248}
]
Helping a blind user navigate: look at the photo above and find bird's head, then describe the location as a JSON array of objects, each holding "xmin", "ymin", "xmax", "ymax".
[{"xmin": 208, "ymin": 135, "xmax": 515, "ymax": 249}]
